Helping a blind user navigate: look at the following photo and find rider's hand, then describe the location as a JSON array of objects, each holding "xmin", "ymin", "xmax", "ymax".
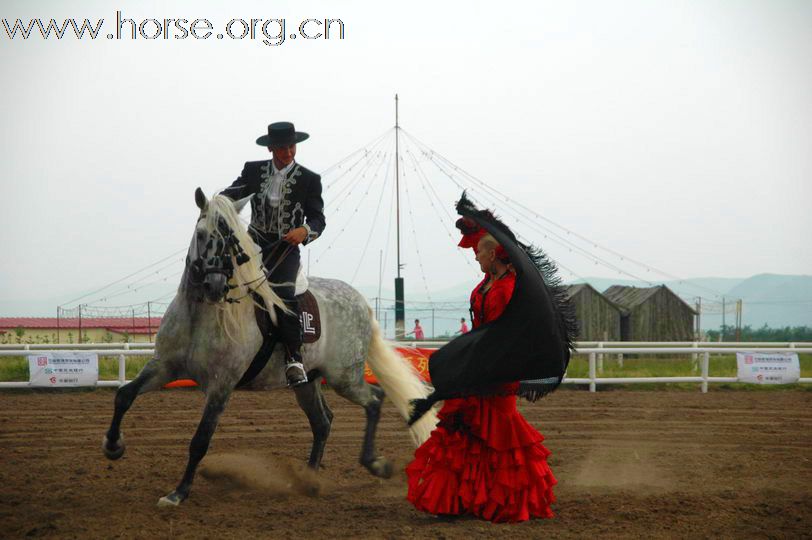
[{"xmin": 283, "ymin": 227, "xmax": 308, "ymax": 245}]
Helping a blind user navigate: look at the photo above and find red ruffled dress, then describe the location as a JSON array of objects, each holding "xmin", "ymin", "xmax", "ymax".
[{"xmin": 406, "ymin": 272, "xmax": 557, "ymax": 523}]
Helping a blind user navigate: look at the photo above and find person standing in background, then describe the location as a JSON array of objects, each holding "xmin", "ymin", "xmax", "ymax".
[{"xmin": 458, "ymin": 317, "xmax": 469, "ymax": 334}]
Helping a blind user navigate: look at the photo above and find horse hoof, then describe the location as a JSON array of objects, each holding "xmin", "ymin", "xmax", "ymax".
[
  {"xmin": 368, "ymin": 457, "xmax": 393, "ymax": 479},
  {"xmin": 157, "ymin": 491, "xmax": 184, "ymax": 507},
  {"xmin": 102, "ymin": 434, "xmax": 125, "ymax": 460}
]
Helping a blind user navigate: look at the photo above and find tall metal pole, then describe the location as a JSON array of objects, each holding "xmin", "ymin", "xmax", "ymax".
[
  {"xmin": 377, "ymin": 249, "xmax": 383, "ymax": 321},
  {"xmin": 736, "ymin": 299, "xmax": 742, "ymax": 342},
  {"xmin": 56, "ymin": 306, "xmax": 61, "ymax": 344},
  {"xmin": 395, "ymin": 94, "xmax": 401, "ymax": 278},
  {"xmin": 393, "ymin": 94, "xmax": 406, "ymax": 339},
  {"xmin": 721, "ymin": 296, "xmax": 726, "ymax": 340}
]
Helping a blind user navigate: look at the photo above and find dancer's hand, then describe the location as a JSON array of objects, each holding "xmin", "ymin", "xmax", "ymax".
[{"xmin": 283, "ymin": 227, "xmax": 308, "ymax": 245}]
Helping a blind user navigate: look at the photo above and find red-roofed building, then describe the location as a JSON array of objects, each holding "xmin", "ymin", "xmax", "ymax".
[{"xmin": 0, "ymin": 317, "xmax": 162, "ymax": 344}]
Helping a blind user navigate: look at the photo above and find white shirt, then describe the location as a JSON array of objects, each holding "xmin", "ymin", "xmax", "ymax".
[{"xmin": 266, "ymin": 160, "xmax": 296, "ymax": 208}]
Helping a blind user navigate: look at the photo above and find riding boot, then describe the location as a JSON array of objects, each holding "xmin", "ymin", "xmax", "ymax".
[{"xmin": 284, "ymin": 344, "xmax": 308, "ymax": 388}]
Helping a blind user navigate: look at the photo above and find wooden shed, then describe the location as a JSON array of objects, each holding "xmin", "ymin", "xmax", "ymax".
[
  {"xmin": 564, "ymin": 284, "xmax": 623, "ymax": 341},
  {"xmin": 602, "ymin": 285, "xmax": 696, "ymax": 341}
]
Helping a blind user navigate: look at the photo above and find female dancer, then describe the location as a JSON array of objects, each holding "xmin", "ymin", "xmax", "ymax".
[{"xmin": 406, "ymin": 223, "xmax": 558, "ymax": 523}]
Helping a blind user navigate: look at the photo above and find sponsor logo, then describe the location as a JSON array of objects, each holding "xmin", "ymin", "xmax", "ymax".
[
  {"xmin": 37, "ymin": 357, "xmax": 48, "ymax": 366},
  {"xmin": 745, "ymin": 355, "xmax": 753, "ymax": 364},
  {"xmin": 49, "ymin": 376, "xmax": 57, "ymax": 384},
  {"xmin": 301, "ymin": 312, "xmax": 316, "ymax": 335}
]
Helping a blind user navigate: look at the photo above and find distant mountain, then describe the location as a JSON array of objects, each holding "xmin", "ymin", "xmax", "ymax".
[{"xmin": 723, "ymin": 274, "xmax": 812, "ymax": 329}]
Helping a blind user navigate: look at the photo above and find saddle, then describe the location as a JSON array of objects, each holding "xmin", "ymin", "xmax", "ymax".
[{"xmin": 236, "ymin": 289, "xmax": 322, "ymax": 388}]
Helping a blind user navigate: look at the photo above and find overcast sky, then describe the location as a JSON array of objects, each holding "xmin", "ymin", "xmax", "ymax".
[{"xmin": 1, "ymin": 0, "xmax": 810, "ymax": 316}]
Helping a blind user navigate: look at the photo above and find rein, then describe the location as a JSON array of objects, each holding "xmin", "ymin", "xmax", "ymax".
[
  {"xmin": 188, "ymin": 214, "xmax": 294, "ymax": 307},
  {"xmin": 222, "ymin": 242, "xmax": 294, "ymax": 304}
]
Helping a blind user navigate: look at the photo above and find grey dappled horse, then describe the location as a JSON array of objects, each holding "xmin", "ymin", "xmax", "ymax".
[{"xmin": 102, "ymin": 189, "xmax": 436, "ymax": 507}]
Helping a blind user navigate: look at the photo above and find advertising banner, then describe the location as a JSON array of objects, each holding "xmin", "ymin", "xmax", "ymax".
[
  {"xmin": 28, "ymin": 352, "xmax": 99, "ymax": 387},
  {"xmin": 736, "ymin": 352, "xmax": 800, "ymax": 384},
  {"xmin": 364, "ymin": 347, "xmax": 434, "ymax": 384}
]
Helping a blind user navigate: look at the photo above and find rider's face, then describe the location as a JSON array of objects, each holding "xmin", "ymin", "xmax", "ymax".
[{"xmin": 270, "ymin": 143, "xmax": 296, "ymax": 168}]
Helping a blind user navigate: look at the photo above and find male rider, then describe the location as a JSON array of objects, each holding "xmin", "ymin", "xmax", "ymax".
[{"xmin": 222, "ymin": 122, "xmax": 325, "ymax": 387}]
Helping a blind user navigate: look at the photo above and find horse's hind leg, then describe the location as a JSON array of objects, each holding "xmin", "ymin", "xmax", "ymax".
[
  {"xmin": 294, "ymin": 377, "xmax": 333, "ymax": 470},
  {"xmin": 360, "ymin": 384, "xmax": 393, "ymax": 478},
  {"xmin": 333, "ymin": 382, "xmax": 392, "ymax": 479},
  {"xmin": 158, "ymin": 390, "xmax": 231, "ymax": 507},
  {"xmin": 103, "ymin": 357, "xmax": 172, "ymax": 460}
]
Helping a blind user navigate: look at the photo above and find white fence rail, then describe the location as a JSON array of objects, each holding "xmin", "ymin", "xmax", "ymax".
[
  {"xmin": 4, "ymin": 341, "xmax": 810, "ymax": 350},
  {"xmin": 0, "ymin": 343, "xmax": 810, "ymax": 392}
]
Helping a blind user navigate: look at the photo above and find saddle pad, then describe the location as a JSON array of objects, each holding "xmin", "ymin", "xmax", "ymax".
[{"xmin": 298, "ymin": 290, "xmax": 321, "ymax": 344}]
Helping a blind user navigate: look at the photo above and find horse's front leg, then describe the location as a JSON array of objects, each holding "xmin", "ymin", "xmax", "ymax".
[
  {"xmin": 103, "ymin": 358, "xmax": 171, "ymax": 460},
  {"xmin": 158, "ymin": 390, "xmax": 232, "ymax": 507}
]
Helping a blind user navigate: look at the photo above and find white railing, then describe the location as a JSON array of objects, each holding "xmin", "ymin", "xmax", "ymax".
[
  {"xmin": 567, "ymin": 347, "xmax": 812, "ymax": 393},
  {"xmin": 3, "ymin": 340, "xmax": 810, "ymax": 350},
  {"xmin": 1, "ymin": 343, "xmax": 810, "ymax": 391},
  {"xmin": 0, "ymin": 343, "xmax": 149, "ymax": 389},
  {"xmin": 0, "ymin": 343, "xmax": 155, "ymax": 349}
]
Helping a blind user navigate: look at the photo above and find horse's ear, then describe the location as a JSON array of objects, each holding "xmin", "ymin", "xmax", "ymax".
[
  {"xmin": 195, "ymin": 187, "xmax": 207, "ymax": 210},
  {"xmin": 233, "ymin": 195, "xmax": 251, "ymax": 214}
]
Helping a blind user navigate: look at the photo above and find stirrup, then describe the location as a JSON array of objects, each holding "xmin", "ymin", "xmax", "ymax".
[{"xmin": 285, "ymin": 361, "xmax": 308, "ymax": 388}]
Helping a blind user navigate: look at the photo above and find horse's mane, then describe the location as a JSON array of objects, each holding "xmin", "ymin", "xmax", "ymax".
[{"xmin": 203, "ymin": 194, "xmax": 288, "ymax": 343}]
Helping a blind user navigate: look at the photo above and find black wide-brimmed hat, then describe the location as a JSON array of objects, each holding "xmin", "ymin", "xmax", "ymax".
[{"xmin": 256, "ymin": 121, "xmax": 309, "ymax": 147}]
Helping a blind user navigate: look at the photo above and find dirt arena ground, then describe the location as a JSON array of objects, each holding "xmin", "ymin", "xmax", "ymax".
[{"xmin": 1, "ymin": 387, "xmax": 810, "ymax": 539}]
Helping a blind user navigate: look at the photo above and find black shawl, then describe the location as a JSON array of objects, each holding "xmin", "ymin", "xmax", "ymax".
[{"xmin": 408, "ymin": 193, "xmax": 577, "ymax": 425}]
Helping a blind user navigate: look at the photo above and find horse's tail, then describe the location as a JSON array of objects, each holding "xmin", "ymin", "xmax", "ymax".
[{"xmin": 366, "ymin": 311, "xmax": 438, "ymax": 446}]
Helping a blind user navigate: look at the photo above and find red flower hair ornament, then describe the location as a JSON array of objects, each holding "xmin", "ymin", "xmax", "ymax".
[{"xmin": 456, "ymin": 215, "xmax": 510, "ymax": 262}]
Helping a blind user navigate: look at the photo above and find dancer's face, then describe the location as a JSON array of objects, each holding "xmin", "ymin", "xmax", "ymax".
[{"xmin": 475, "ymin": 239, "xmax": 496, "ymax": 274}]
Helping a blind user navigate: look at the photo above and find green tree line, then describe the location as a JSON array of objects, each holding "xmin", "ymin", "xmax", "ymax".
[{"xmin": 706, "ymin": 324, "xmax": 812, "ymax": 342}]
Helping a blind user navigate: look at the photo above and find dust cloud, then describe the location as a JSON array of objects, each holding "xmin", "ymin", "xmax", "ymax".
[{"xmin": 199, "ymin": 453, "xmax": 324, "ymax": 497}]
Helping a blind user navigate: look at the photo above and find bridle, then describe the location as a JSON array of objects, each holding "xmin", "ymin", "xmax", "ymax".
[
  {"xmin": 187, "ymin": 216, "xmax": 250, "ymax": 290},
  {"xmin": 187, "ymin": 215, "xmax": 293, "ymax": 304}
]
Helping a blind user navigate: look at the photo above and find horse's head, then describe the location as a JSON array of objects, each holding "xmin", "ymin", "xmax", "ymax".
[{"xmin": 187, "ymin": 187, "xmax": 251, "ymax": 303}]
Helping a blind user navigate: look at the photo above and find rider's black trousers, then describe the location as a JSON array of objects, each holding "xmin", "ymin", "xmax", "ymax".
[{"xmin": 260, "ymin": 240, "xmax": 302, "ymax": 352}]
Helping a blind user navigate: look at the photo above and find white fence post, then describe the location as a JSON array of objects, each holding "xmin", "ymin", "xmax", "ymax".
[
  {"xmin": 701, "ymin": 351, "xmax": 709, "ymax": 393},
  {"xmin": 692, "ymin": 341, "xmax": 699, "ymax": 370},
  {"xmin": 118, "ymin": 355, "xmax": 126, "ymax": 386},
  {"xmin": 119, "ymin": 343, "xmax": 130, "ymax": 386},
  {"xmin": 597, "ymin": 342, "xmax": 604, "ymax": 374},
  {"xmin": 589, "ymin": 352, "xmax": 597, "ymax": 393},
  {"xmin": 617, "ymin": 352, "xmax": 624, "ymax": 369}
]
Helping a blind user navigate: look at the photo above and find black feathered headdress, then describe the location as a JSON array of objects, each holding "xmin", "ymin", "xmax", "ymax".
[{"xmin": 408, "ymin": 192, "xmax": 578, "ymax": 424}]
